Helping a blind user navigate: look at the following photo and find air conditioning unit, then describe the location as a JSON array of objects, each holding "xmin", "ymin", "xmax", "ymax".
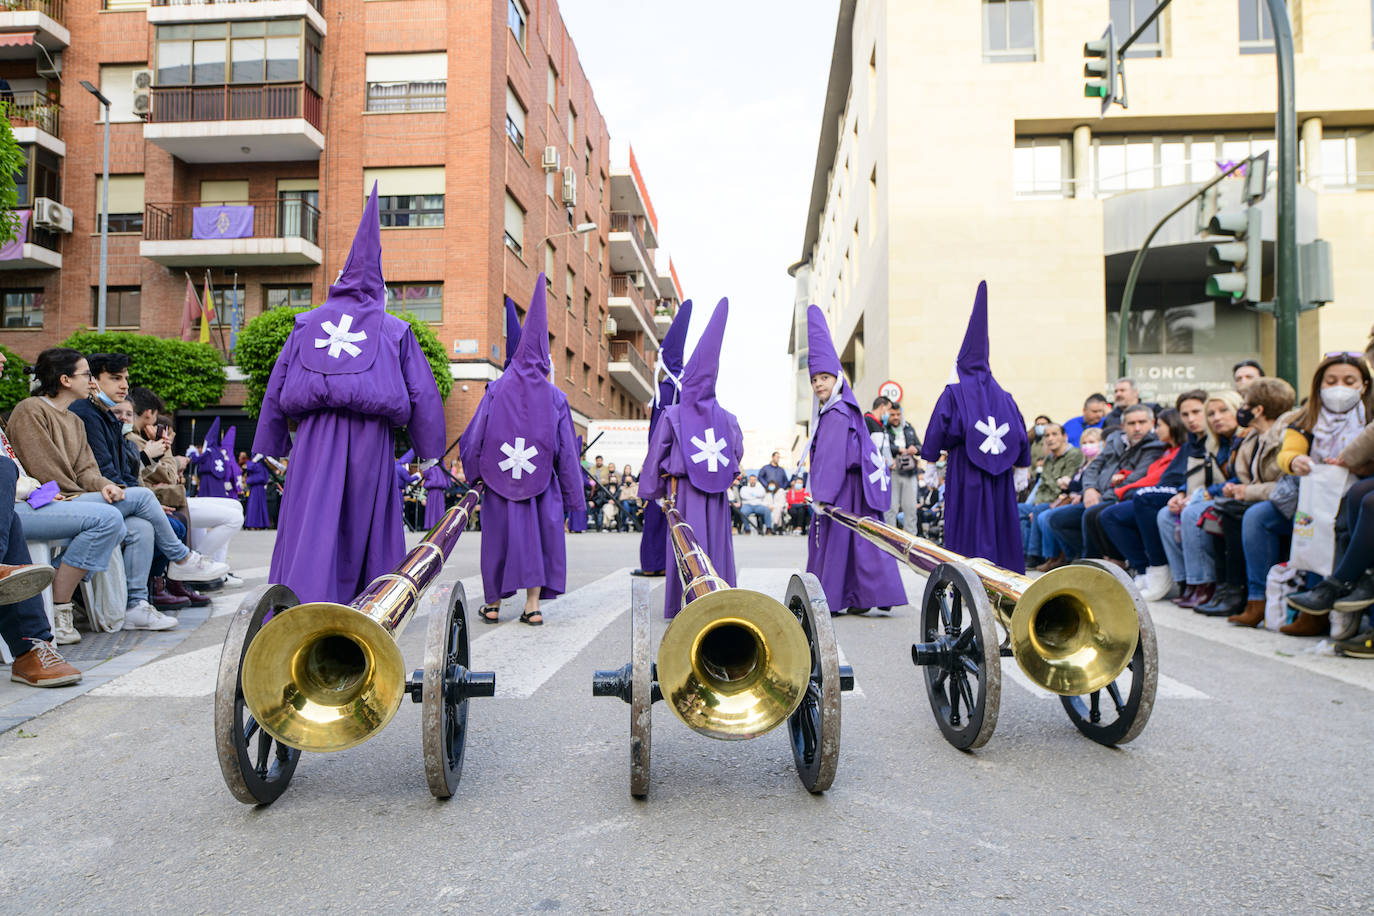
[
  {"xmin": 541, "ymin": 146, "xmax": 560, "ymax": 172},
  {"xmin": 33, "ymin": 197, "xmax": 72, "ymax": 234},
  {"xmin": 131, "ymin": 69, "xmax": 153, "ymax": 119},
  {"xmin": 561, "ymin": 166, "xmax": 576, "ymax": 206},
  {"xmin": 604, "ymin": 317, "xmax": 618, "ymax": 336},
  {"xmin": 630, "ymin": 271, "xmax": 645, "ymax": 289}
]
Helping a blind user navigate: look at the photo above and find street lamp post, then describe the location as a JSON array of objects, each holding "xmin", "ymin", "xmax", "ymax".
[
  {"xmin": 536, "ymin": 221, "xmax": 598, "ymax": 251},
  {"xmin": 81, "ymin": 80, "xmax": 111, "ymax": 334}
]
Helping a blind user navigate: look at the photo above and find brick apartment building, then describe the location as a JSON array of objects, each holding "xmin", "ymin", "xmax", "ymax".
[{"xmin": 0, "ymin": 0, "xmax": 683, "ymax": 445}]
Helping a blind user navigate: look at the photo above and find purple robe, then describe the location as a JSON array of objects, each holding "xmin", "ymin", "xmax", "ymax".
[
  {"xmin": 244, "ymin": 458, "xmax": 272, "ymax": 528},
  {"xmin": 193, "ymin": 428, "xmax": 241, "ymax": 499},
  {"xmin": 422, "ymin": 462, "xmax": 449, "ymax": 529},
  {"xmin": 639, "ymin": 299, "xmax": 692, "ymax": 574}
]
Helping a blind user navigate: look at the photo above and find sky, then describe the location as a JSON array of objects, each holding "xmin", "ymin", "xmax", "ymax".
[{"xmin": 560, "ymin": 0, "xmax": 840, "ymax": 439}]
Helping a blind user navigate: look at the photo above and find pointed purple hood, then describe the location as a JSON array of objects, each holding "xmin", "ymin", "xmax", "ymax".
[
  {"xmin": 299, "ymin": 183, "xmax": 387, "ymax": 376},
  {"xmin": 670, "ymin": 298, "xmax": 736, "ymax": 492},
  {"xmin": 806, "ymin": 305, "xmax": 889, "ymax": 510},
  {"xmin": 477, "ymin": 274, "xmax": 558, "ymax": 499},
  {"xmin": 946, "ymin": 281, "xmax": 1027, "ymax": 475},
  {"xmin": 651, "ymin": 298, "xmax": 693, "ymax": 417},
  {"xmin": 221, "ymin": 426, "xmax": 237, "ymax": 459},
  {"xmin": 201, "ymin": 416, "xmax": 221, "ymax": 452},
  {"xmin": 503, "ymin": 296, "xmax": 522, "ymax": 370}
]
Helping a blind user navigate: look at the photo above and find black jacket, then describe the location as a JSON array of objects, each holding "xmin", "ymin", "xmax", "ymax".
[
  {"xmin": 69, "ymin": 398, "xmax": 140, "ymax": 487},
  {"xmin": 886, "ymin": 421, "xmax": 921, "ymax": 474}
]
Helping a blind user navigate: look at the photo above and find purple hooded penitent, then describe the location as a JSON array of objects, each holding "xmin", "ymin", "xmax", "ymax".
[
  {"xmin": 244, "ymin": 454, "xmax": 272, "ymax": 529},
  {"xmin": 804, "ymin": 305, "xmax": 907, "ymax": 613},
  {"xmin": 394, "ymin": 448, "xmax": 416, "ymax": 492},
  {"xmin": 503, "ymin": 296, "xmax": 522, "ymax": 370},
  {"xmin": 568, "ymin": 433, "xmax": 588, "ymax": 533},
  {"xmin": 192, "ymin": 419, "xmax": 241, "ymax": 500},
  {"xmin": 421, "ymin": 461, "xmax": 449, "ymax": 528},
  {"xmin": 921, "ymin": 281, "xmax": 1029, "ymax": 570},
  {"xmin": 458, "ymin": 273, "xmax": 583, "ymax": 606},
  {"xmin": 640, "ymin": 298, "xmax": 743, "ymax": 618},
  {"xmin": 253, "ymin": 183, "xmax": 446, "ymax": 604},
  {"xmin": 638, "ymin": 299, "xmax": 693, "ymax": 574}
]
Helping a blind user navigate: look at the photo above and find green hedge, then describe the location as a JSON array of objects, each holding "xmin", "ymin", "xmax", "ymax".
[
  {"xmin": 0, "ymin": 344, "xmax": 32, "ymax": 413},
  {"xmin": 236, "ymin": 306, "xmax": 453, "ymax": 417},
  {"xmin": 0, "ymin": 106, "xmax": 25, "ymax": 245},
  {"xmin": 58, "ymin": 331, "xmax": 227, "ymax": 410}
]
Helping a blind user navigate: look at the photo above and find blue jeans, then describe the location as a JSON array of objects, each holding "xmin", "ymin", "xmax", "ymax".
[
  {"xmin": 0, "ymin": 460, "xmax": 53, "ymax": 657},
  {"xmin": 1158, "ymin": 498, "xmax": 1216, "ymax": 585},
  {"xmin": 1044, "ymin": 503, "xmax": 1087, "ymax": 559},
  {"xmin": 1242, "ymin": 500, "xmax": 1292, "ymax": 601},
  {"xmin": 75, "ymin": 487, "xmax": 189, "ymax": 607},
  {"xmin": 14, "ymin": 495, "xmax": 126, "ymax": 573},
  {"xmin": 741, "ymin": 504, "xmax": 770, "ymax": 532},
  {"xmin": 1021, "ymin": 502, "xmax": 1054, "ymax": 556},
  {"xmin": 1099, "ymin": 492, "xmax": 1174, "ymax": 572}
]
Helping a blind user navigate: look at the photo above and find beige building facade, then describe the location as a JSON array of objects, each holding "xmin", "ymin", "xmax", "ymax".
[{"xmin": 791, "ymin": 0, "xmax": 1374, "ymax": 437}]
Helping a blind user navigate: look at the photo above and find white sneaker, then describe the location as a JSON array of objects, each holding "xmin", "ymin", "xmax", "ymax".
[
  {"xmin": 123, "ymin": 601, "xmax": 178, "ymax": 631},
  {"xmin": 52, "ymin": 603, "xmax": 81, "ymax": 645},
  {"xmin": 167, "ymin": 551, "xmax": 231, "ymax": 583},
  {"xmin": 1140, "ymin": 565, "xmax": 1175, "ymax": 601},
  {"xmin": 220, "ymin": 573, "xmax": 244, "ymax": 589}
]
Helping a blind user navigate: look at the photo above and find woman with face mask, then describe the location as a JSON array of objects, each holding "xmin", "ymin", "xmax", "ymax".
[{"xmin": 1027, "ymin": 414, "xmax": 1052, "ymax": 475}]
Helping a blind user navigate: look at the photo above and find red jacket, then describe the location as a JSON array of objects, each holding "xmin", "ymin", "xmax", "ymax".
[{"xmin": 1115, "ymin": 446, "xmax": 1179, "ymax": 500}]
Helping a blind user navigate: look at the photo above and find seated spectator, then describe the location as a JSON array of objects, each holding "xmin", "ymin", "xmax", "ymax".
[
  {"xmin": 738, "ymin": 473, "xmax": 770, "ymax": 534},
  {"xmin": 1021, "ymin": 422, "xmax": 1083, "ymax": 567},
  {"xmin": 112, "ymin": 396, "xmax": 186, "ymax": 611},
  {"xmin": 1233, "ymin": 359, "xmax": 1264, "ymax": 394},
  {"xmin": 8, "ymin": 348, "xmax": 230, "ymax": 633},
  {"xmin": 1192, "ymin": 377, "xmax": 1299, "ymax": 621},
  {"xmin": 785, "ymin": 476, "xmax": 810, "ymax": 532},
  {"xmin": 617, "ymin": 472, "xmax": 641, "ymax": 532},
  {"xmin": 1102, "ymin": 378, "xmax": 1161, "ymax": 433},
  {"xmin": 728, "ymin": 473, "xmax": 746, "ymax": 532},
  {"xmin": 765, "ymin": 478, "xmax": 787, "ymax": 531},
  {"xmin": 1027, "ymin": 414, "xmax": 1052, "ymax": 474},
  {"xmin": 758, "ymin": 451, "xmax": 790, "ymax": 491},
  {"xmin": 1161, "ymin": 391, "xmax": 1244, "ymax": 609},
  {"xmin": 1062, "ymin": 394, "xmax": 1109, "ymax": 447}
]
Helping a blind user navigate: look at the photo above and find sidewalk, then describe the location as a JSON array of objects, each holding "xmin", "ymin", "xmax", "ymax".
[{"xmin": 0, "ymin": 530, "xmax": 278, "ymax": 733}]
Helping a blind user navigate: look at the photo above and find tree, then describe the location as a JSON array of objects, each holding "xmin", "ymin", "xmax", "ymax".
[
  {"xmin": 0, "ymin": 104, "xmax": 27, "ymax": 246},
  {"xmin": 58, "ymin": 331, "xmax": 227, "ymax": 410},
  {"xmin": 0, "ymin": 345, "xmax": 31, "ymax": 413},
  {"xmin": 236, "ymin": 306, "xmax": 453, "ymax": 417}
]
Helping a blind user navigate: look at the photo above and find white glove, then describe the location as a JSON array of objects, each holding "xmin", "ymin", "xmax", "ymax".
[
  {"xmin": 418, "ymin": 458, "xmax": 439, "ymax": 471},
  {"xmin": 922, "ymin": 465, "xmax": 939, "ymax": 488},
  {"xmin": 1013, "ymin": 467, "xmax": 1029, "ymax": 492}
]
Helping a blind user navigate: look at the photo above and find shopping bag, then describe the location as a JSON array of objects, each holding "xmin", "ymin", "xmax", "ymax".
[
  {"xmin": 1289, "ymin": 464, "xmax": 1353, "ymax": 576},
  {"xmin": 1263, "ymin": 561, "xmax": 1303, "ymax": 631}
]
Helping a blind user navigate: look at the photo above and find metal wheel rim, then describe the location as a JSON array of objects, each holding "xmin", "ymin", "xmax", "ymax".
[
  {"xmin": 215, "ymin": 584, "xmax": 302, "ymax": 806},
  {"xmin": 1060, "ymin": 560, "xmax": 1158, "ymax": 746},
  {"xmin": 424, "ymin": 582, "xmax": 471, "ymax": 799},
  {"xmin": 918, "ymin": 563, "xmax": 1001, "ymax": 751},
  {"xmin": 785, "ymin": 573, "xmax": 841, "ymax": 793},
  {"xmin": 629, "ymin": 576, "xmax": 652, "ymax": 798}
]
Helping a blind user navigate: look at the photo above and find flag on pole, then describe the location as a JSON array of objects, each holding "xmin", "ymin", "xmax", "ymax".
[
  {"xmin": 179, "ymin": 275, "xmax": 203, "ymax": 342},
  {"xmin": 199, "ymin": 277, "xmax": 215, "ymax": 345},
  {"xmin": 229, "ymin": 279, "xmax": 242, "ymax": 354}
]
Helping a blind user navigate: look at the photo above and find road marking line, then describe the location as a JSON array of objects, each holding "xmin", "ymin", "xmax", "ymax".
[
  {"xmin": 1002, "ymin": 661, "xmax": 1208, "ymax": 700},
  {"xmin": 88, "ymin": 644, "xmax": 220, "ymax": 698}
]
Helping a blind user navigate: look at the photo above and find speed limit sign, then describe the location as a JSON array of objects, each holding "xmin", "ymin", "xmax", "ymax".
[{"xmin": 878, "ymin": 380, "xmax": 903, "ymax": 403}]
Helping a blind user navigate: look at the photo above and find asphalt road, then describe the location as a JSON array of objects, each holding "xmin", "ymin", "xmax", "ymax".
[{"xmin": 2, "ymin": 528, "xmax": 1372, "ymax": 913}]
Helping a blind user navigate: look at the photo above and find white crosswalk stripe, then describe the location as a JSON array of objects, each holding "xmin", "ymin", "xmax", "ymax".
[{"xmin": 1001, "ymin": 660, "xmax": 1208, "ymax": 700}]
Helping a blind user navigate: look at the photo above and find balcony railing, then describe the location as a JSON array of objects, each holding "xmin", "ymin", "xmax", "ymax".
[
  {"xmin": 609, "ymin": 273, "xmax": 655, "ymax": 329},
  {"xmin": 609, "ymin": 210, "xmax": 651, "ymax": 267},
  {"xmin": 1, "ymin": 0, "xmax": 65, "ymax": 22},
  {"xmin": 149, "ymin": 0, "xmax": 321, "ymax": 9},
  {"xmin": 2, "ymin": 91, "xmax": 60, "ymax": 139},
  {"xmin": 609, "ymin": 339, "xmax": 649, "ymax": 379},
  {"xmin": 148, "ymin": 82, "xmax": 323, "ymax": 131},
  {"xmin": 143, "ymin": 197, "xmax": 320, "ymax": 245}
]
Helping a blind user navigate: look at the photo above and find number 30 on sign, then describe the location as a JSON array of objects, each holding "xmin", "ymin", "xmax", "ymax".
[{"xmin": 878, "ymin": 380, "xmax": 903, "ymax": 403}]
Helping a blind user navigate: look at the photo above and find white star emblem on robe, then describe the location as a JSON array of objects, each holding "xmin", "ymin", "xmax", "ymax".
[
  {"xmin": 867, "ymin": 451, "xmax": 890, "ymax": 491},
  {"xmin": 689, "ymin": 427, "xmax": 730, "ymax": 473},
  {"xmin": 975, "ymin": 416, "xmax": 1010, "ymax": 455},
  {"xmin": 314, "ymin": 313, "xmax": 368, "ymax": 359},
  {"xmin": 213, "ymin": 458, "xmax": 224, "ymax": 475},
  {"xmin": 498, "ymin": 437, "xmax": 539, "ymax": 480}
]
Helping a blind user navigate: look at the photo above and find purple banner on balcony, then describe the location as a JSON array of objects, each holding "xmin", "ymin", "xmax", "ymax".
[
  {"xmin": 0, "ymin": 211, "xmax": 30, "ymax": 261},
  {"xmin": 192, "ymin": 205, "xmax": 254, "ymax": 240}
]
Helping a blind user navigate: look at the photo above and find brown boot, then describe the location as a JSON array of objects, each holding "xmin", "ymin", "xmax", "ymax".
[
  {"xmin": 1228, "ymin": 599, "xmax": 1266, "ymax": 627},
  {"xmin": 1177, "ymin": 582, "xmax": 1215, "ymax": 609},
  {"xmin": 1172, "ymin": 584, "xmax": 1198, "ymax": 606},
  {"xmin": 10, "ymin": 639, "xmax": 82, "ymax": 687},
  {"xmin": 1279, "ymin": 611, "xmax": 1331, "ymax": 637},
  {"xmin": 1035, "ymin": 553, "xmax": 1067, "ymax": 572}
]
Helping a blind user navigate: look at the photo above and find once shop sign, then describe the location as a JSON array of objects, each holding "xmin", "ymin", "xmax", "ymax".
[{"xmin": 1128, "ymin": 355, "xmax": 1240, "ymax": 400}]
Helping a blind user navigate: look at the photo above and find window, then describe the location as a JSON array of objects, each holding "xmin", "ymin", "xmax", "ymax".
[
  {"xmin": 507, "ymin": 0, "xmax": 526, "ymax": 49},
  {"xmin": 982, "ymin": 0, "xmax": 1036, "ymax": 62},
  {"xmin": 566, "ymin": 267, "xmax": 575, "ymax": 312},
  {"xmin": 585, "ymin": 141, "xmax": 593, "ymax": 177},
  {"xmin": 1320, "ymin": 129, "xmax": 1373, "ymax": 189},
  {"xmin": 264, "ymin": 284, "xmax": 313, "ymax": 310},
  {"xmin": 95, "ymin": 287, "xmax": 141, "ymax": 328},
  {"xmin": 278, "ymin": 178, "xmax": 319, "ymax": 242},
  {"xmin": 867, "ymin": 45, "xmax": 877, "ymax": 120},
  {"xmin": 365, "ymin": 52, "xmax": 446, "ymax": 113},
  {"xmin": 1013, "ymin": 137, "xmax": 1070, "ymax": 197},
  {"xmin": 1110, "ymin": 0, "xmax": 1163, "ymax": 57},
  {"xmin": 565, "ymin": 347, "xmax": 574, "ymax": 381},
  {"xmin": 583, "ymin": 288, "xmax": 591, "ymax": 328},
  {"xmin": 201, "ymin": 179, "xmax": 249, "ymax": 205},
  {"xmin": 14, "ymin": 144, "xmax": 60, "ymax": 207},
  {"xmin": 582, "ymin": 362, "xmax": 591, "ymax": 393},
  {"xmin": 155, "ymin": 21, "xmax": 320, "ymax": 88},
  {"xmin": 547, "ymin": 61, "xmax": 557, "ymax": 110},
  {"xmin": 364, "ymin": 167, "xmax": 445, "ymax": 227},
  {"xmin": 504, "ymin": 192, "xmax": 525, "ymax": 256},
  {"xmin": 505, "ymin": 84, "xmax": 526, "ymax": 152},
  {"xmin": 868, "ymin": 167, "xmax": 878, "ymax": 240},
  {"xmin": 1238, "ymin": 0, "xmax": 1275, "ymax": 54},
  {"xmin": 546, "ymin": 171, "xmax": 556, "ymax": 200},
  {"xmin": 97, "ymin": 175, "xmax": 145, "ymax": 233},
  {"xmin": 385, "ymin": 283, "xmax": 443, "ymax": 323},
  {"xmin": 99, "ymin": 64, "xmax": 144, "ymax": 123},
  {"xmin": 2, "ymin": 290, "xmax": 45, "ymax": 328},
  {"xmin": 545, "ymin": 242, "xmax": 555, "ymax": 287},
  {"xmin": 567, "ymin": 104, "xmax": 577, "ymax": 146}
]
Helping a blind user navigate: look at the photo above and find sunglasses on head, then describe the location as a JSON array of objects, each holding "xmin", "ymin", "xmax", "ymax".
[{"xmin": 1324, "ymin": 351, "xmax": 1365, "ymax": 360}]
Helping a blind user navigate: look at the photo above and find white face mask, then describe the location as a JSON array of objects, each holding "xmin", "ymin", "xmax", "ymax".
[
  {"xmin": 1321, "ymin": 386, "xmax": 1362, "ymax": 414},
  {"xmin": 121, "ymin": 422, "xmax": 134, "ymax": 436}
]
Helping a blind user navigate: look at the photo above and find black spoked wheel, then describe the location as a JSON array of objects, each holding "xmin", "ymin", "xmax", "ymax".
[
  {"xmin": 629, "ymin": 576, "xmax": 653, "ymax": 799},
  {"xmin": 785, "ymin": 573, "xmax": 841, "ymax": 793},
  {"xmin": 424, "ymin": 582, "xmax": 472, "ymax": 799},
  {"xmin": 215, "ymin": 584, "xmax": 303, "ymax": 806},
  {"xmin": 1060, "ymin": 559, "xmax": 1158, "ymax": 746},
  {"xmin": 914, "ymin": 563, "xmax": 1001, "ymax": 751}
]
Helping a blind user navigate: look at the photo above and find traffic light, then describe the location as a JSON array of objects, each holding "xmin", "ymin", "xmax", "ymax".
[
  {"xmin": 1083, "ymin": 25, "xmax": 1117, "ymax": 114},
  {"xmin": 1205, "ymin": 206, "xmax": 1263, "ymax": 302}
]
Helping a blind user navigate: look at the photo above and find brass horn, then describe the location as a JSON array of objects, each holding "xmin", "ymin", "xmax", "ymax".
[
  {"xmin": 654, "ymin": 492, "xmax": 812, "ymax": 739},
  {"xmin": 241, "ymin": 486, "xmax": 483, "ymax": 752},
  {"xmin": 811, "ymin": 501, "xmax": 1138, "ymax": 695}
]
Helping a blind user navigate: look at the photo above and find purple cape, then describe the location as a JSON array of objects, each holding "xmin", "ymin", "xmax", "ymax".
[
  {"xmin": 639, "ymin": 299, "xmax": 692, "ymax": 573},
  {"xmin": 252, "ymin": 184, "xmax": 446, "ymax": 604},
  {"xmin": 805, "ymin": 305, "xmax": 889, "ymax": 512},
  {"xmin": 672, "ymin": 299, "xmax": 736, "ymax": 494},
  {"xmin": 192, "ymin": 425, "xmax": 241, "ymax": 500},
  {"xmin": 244, "ymin": 457, "xmax": 272, "ymax": 528},
  {"xmin": 422, "ymin": 462, "xmax": 449, "ymax": 528}
]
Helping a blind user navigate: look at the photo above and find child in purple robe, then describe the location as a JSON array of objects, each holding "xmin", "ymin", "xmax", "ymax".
[
  {"xmin": 192, "ymin": 418, "xmax": 241, "ymax": 499},
  {"xmin": 244, "ymin": 454, "xmax": 272, "ymax": 529},
  {"xmin": 805, "ymin": 306, "xmax": 908, "ymax": 616},
  {"xmin": 639, "ymin": 299, "xmax": 743, "ymax": 619},
  {"xmin": 421, "ymin": 461, "xmax": 449, "ymax": 529},
  {"xmin": 458, "ymin": 274, "xmax": 583, "ymax": 626},
  {"xmin": 252, "ymin": 184, "xmax": 446, "ymax": 604},
  {"xmin": 633, "ymin": 299, "xmax": 692, "ymax": 578},
  {"xmin": 920, "ymin": 281, "xmax": 1030, "ymax": 571}
]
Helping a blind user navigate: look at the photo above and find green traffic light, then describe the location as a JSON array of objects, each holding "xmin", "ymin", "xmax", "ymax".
[{"xmin": 1084, "ymin": 84, "xmax": 1109, "ymax": 98}]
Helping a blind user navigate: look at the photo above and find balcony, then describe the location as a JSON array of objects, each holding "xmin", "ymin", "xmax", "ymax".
[
  {"xmin": 608, "ymin": 273, "xmax": 660, "ymax": 347},
  {"xmin": 144, "ymin": 82, "xmax": 324, "ymax": 163},
  {"xmin": 652, "ymin": 300, "xmax": 675, "ymax": 337},
  {"xmin": 140, "ymin": 197, "xmax": 321, "ymax": 266},
  {"xmin": 608, "ymin": 212, "xmax": 660, "ymax": 299},
  {"xmin": 4, "ymin": 90, "xmax": 63, "ymax": 156},
  {"xmin": 0, "ymin": 0, "xmax": 69, "ymax": 55},
  {"xmin": 147, "ymin": 0, "xmax": 327, "ymax": 37},
  {"xmin": 0, "ymin": 209, "xmax": 61, "ymax": 271},
  {"xmin": 608, "ymin": 339, "xmax": 654, "ymax": 403},
  {"xmin": 608, "ymin": 143, "xmax": 658, "ymax": 246}
]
